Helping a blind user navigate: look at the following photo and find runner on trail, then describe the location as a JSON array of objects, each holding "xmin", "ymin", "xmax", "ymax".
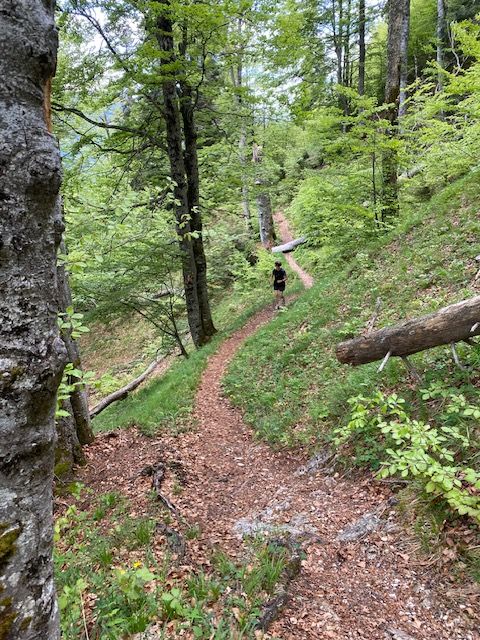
[{"xmin": 271, "ymin": 261, "xmax": 287, "ymax": 309}]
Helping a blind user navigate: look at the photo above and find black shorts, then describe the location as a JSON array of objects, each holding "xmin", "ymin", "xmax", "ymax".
[{"xmin": 274, "ymin": 283, "xmax": 285, "ymax": 292}]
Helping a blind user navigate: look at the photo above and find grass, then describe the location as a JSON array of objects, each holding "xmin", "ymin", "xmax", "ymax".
[
  {"xmin": 55, "ymin": 490, "xmax": 289, "ymax": 639},
  {"xmin": 224, "ymin": 170, "xmax": 480, "ymax": 449},
  {"xmin": 222, "ymin": 170, "xmax": 480, "ymax": 574},
  {"xmin": 92, "ymin": 257, "xmax": 303, "ymax": 435}
]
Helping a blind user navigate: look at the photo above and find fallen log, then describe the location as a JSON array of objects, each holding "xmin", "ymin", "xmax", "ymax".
[
  {"xmin": 336, "ymin": 295, "xmax": 480, "ymax": 366},
  {"xmin": 90, "ymin": 356, "xmax": 165, "ymax": 418},
  {"xmin": 272, "ymin": 237, "xmax": 307, "ymax": 254}
]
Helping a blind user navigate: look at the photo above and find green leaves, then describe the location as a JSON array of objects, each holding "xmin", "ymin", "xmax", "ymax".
[{"xmin": 336, "ymin": 390, "xmax": 480, "ymax": 524}]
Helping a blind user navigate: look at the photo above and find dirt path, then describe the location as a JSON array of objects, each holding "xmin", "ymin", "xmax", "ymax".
[
  {"xmin": 274, "ymin": 212, "xmax": 314, "ymax": 289},
  {"xmin": 81, "ymin": 215, "xmax": 479, "ymax": 639},
  {"xmin": 174, "ymin": 214, "xmax": 478, "ymax": 639}
]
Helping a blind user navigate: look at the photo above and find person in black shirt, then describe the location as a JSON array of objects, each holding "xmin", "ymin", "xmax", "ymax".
[{"xmin": 271, "ymin": 261, "xmax": 287, "ymax": 309}]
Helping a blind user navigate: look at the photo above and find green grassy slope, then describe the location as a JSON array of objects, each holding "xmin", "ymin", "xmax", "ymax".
[
  {"xmin": 224, "ymin": 171, "xmax": 480, "ymax": 448},
  {"xmin": 92, "ymin": 261, "xmax": 303, "ymax": 434}
]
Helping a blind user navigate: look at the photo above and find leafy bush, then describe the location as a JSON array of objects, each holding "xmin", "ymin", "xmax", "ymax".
[{"xmin": 334, "ymin": 391, "xmax": 480, "ymax": 522}]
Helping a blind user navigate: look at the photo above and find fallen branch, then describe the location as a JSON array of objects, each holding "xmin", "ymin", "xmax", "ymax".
[
  {"xmin": 271, "ymin": 237, "xmax": 307, "ymax": 254},
  {"xmin": 336, "ymin": 295, "xmax": 480, "ymax": 366},
  {"xmin": 90, "ymin": 356, "xmax": 167, "ymax": 418},
  {"xmin": 142, "ymin": 462, "xmax": 179, "ymax": 514},
  {"xmin": 365, "ymin": 297, "xmax": 382, "ymax": 334}
]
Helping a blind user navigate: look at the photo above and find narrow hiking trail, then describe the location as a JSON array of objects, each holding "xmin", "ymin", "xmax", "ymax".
[{"xmin": 79, "ymin": 213, "xmax": 479, "ymax": 640}]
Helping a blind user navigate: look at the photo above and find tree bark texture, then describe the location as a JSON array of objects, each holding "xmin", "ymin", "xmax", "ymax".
[
  {"xmin": 178, "ymin": 72, "xmax": 216, "ymax": 341},
  {"xmin": 437, "ymin": 0, "xmax": 446, "ymax": 93},
  {"xmin": 398, "ymin": 2, "xmax": 411, "ymax": 118},
  {"xmin": 358, "ymin": 0, "xmax": 366, "ymax": 96},
  {"xmin": 253, "ymin": 144, "xmax": 275, "ymax": 248},
  {"xmin": 381, "ymin": 0, "xmax": 410, "ymax": 221},
  {"xmin": 336, "ymin": 296, "xmax": 480, "ymax": 366},
  {"xmin": 0, "ymin": 2, "xmax": 65, "ymax": 638},
  {"xmin": 155, "ymin": 3, "xmax": 206, "ymax": 348}
]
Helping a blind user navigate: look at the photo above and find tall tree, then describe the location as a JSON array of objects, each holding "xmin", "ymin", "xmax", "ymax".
[
  {"xmin": 398, "ymin": 0, "xmax": 411, "ymax": 117},
  {"xmin": 178, "ymin": 25, "xmax": 216, "ymax": 340},
  {"xmin": 230, "ymin": 18, "xmax": 253, "ymax": 233},
  {"xmin": 0, "ymin": 2, "xmax": 65, "ymax": 638},
  {"xmin": 253, "ymin": 142, "xmax": 276, "ymax": 248},
  {"xmin": 437, "ymin": 0, "xmax": 446, "ymax": 93},
  {"xmin": 358, "ymin": 0, "xmax": 366, "ymax": 95},
  {"xmin": 381, "ymin": 0, "xmax": 410, "ymax": 221},
  {"xmin": 155, "ymin": 0, "xmax": 216, "ymax": 346}
]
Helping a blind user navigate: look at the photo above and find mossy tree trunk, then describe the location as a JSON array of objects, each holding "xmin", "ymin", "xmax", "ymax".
[{"xmin": 0, "ymin": 2, "xmax": 65, "ymax": 638}]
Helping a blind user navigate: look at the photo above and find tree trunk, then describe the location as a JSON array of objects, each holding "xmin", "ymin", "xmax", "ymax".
[
  {"xmin": 336, "ymin": 295, "xmax": 480, "ymax": 366},
  {"xmin": 231, "ymin": 19, "xmax": 253, "ymax": 232},
  {"xmin": 253, "ymin": 143, "xmax": 276, "ymax": 248},
  {"xmin": 398, "ymin": 1, "xmax": 411, "ymax": 117},
  {"xmin": 155, "ymin": 2, "xmax": 205, "ymax": 348},
  {"xmin": 178, "ymin": 30, "xmax": 216, "ymax": 342},
  {"xmin": 0, "ymin": 3, "xmax": 65, "ymax": 638},
  {"xmin": 57, "ymin": 234, "xmax": 94, "ymax": 448},
  {"xmin": 343, "ymin": 0, "xmax": 352, "ymax": 88},
  {"xmin": 55, "ymin": 399, "xmax": 84, "ymax": 483},
  {"xmin": 436, "ymin": 0, "xmax": 446, "ymax": 93},
  {"xmin": 381, "ymin": 0, "xmax": 410, "ymax": 221},
  {"xmin": 332, "ymin": 0, "xmax": 349, "ymax": 115},
  {"xmin": 358, "ymin": 0, "xmax": 366, "ymax": 96}
]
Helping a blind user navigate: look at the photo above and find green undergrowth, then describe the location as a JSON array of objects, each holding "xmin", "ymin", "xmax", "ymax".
[
  {"xmin": 224, "ymin": 171, "xmax": 480, "ymax": 548},
  {"xmin": 92, "ymin": 257, "xmax": 302, "ymax": 436},
  {"xmin": 55, "ymin": 488, "xmax": 287, "ymax": 639}
]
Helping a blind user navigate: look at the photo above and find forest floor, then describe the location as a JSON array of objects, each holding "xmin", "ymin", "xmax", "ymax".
[{"xmin": 77, "ymin": 213, "xmax": 479, "ymax": 639}]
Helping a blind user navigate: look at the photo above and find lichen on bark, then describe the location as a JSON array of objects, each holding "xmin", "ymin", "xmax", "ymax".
[{"xmin": 0, "ymin": 2, "xmax": 65, "ymax": 638}]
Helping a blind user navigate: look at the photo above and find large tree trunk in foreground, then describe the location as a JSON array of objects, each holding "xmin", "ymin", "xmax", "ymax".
[
  {"xmin": 155, "ymin": 2, "xmax": 206, "ymax": 347},
  {"xmin": 336, "ymin": 296, "xmax": 480, "ymax": 366},
  {"xmin": 253, "ymin": 143, "xmax": 276, "ymax": 248},
  {"xmin": 381, "ymin": 0, "xmax": 410, "ymax": 222},
  {"xmin": 0, "ymin": 3, "xmax": 65, "ymax": 638}
]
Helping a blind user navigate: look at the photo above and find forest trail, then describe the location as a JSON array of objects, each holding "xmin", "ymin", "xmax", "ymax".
[
  {"xmin": 80, "ymin": 214, "xmax": 479, "ymax": 639},
  {"xmin": 273, "ymin": 212, "xmax": 314, "ymax": 290}
]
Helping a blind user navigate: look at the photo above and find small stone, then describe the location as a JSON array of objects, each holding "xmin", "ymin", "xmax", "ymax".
[{"xmin": 337, "ymin": 513, "xmax": 381, "ymax": 542}]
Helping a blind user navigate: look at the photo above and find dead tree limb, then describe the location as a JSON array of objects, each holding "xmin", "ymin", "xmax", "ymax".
[
  {"xmin": 272, "ymin": 237, "xmax": 307, "ymax": 254},
  {"xmin": 366, "ymin": 297, "xmax": 382, "ymax": 334},
  {"xmin": 336, "ymin": 295, "xmax": 480, "ymax": 366},
  {"xmin": 90, "ymin": 357, "xmax": 166, "ymax": 418}
]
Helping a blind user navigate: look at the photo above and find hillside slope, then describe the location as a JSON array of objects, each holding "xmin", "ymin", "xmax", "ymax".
[{"xmin": 225, "ymin": 172, "xmax": 480, "ymax": 447}]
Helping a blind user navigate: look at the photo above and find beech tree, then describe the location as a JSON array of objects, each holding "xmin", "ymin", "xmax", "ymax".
[
  {"xmin": 0, "ymin": 2, "xmax": 64, "ymax": 638},
  {"xmin": 154, "ymin": 0, "xmax": 216, "ymax": 346},
  {"xmin": 381, "ymin": 0, "xmax": 410, "ymax": 221}
]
